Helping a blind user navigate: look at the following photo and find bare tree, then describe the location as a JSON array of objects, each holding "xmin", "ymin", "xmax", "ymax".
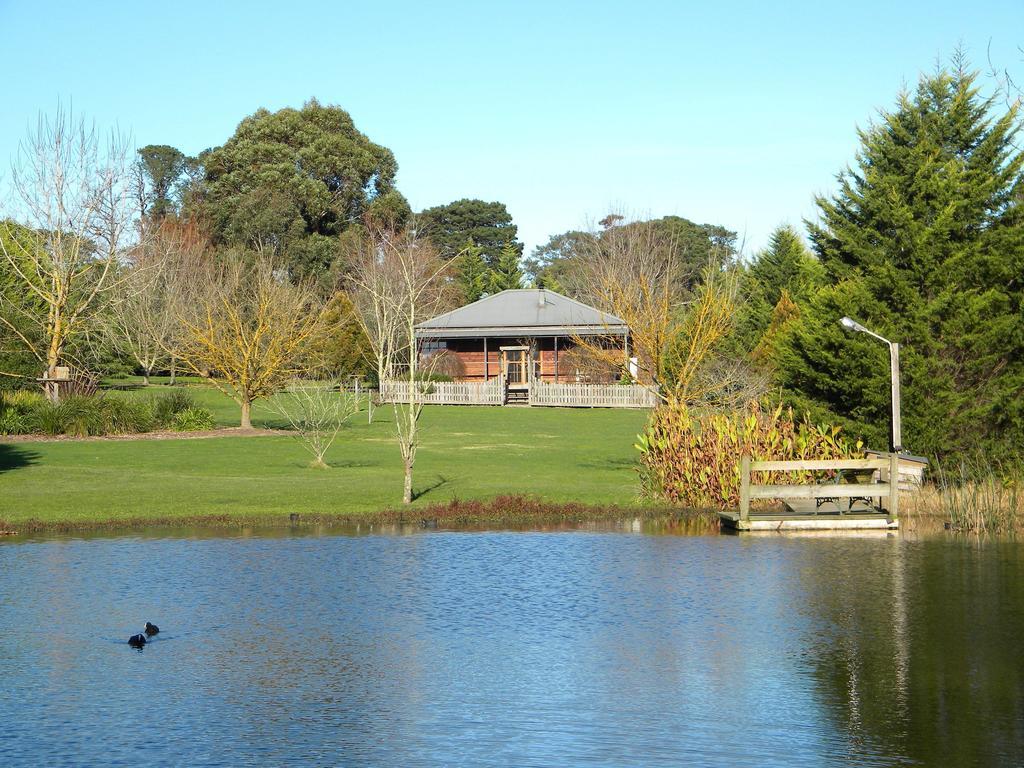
[
  {"xmin": 567, "ymin": 216, "xmax": 748, "ymax": 406},
  {"xmin": 270, "ymin": 381, "xmax": 360, "ymax": 468},
  {"xmin": 105, "ymin": 219, "xmax": 206, "ymax": 384},
  {"xmin": 0, "ymin": 108, "xmax": 134, "ymax": 400},
  {"xmin": 170, "ymin": 252, "xmax": 327, "ymax": 428},
  {"xmin": 349, "ymin": 224, "xmax": 454, "ymax": 504}
]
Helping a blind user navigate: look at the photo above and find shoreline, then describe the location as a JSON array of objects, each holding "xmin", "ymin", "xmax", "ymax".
[{"xmin": 0, "ymin": 495, "xmax": 720, "ymax": 537}]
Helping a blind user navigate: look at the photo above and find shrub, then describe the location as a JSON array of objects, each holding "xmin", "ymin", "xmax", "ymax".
[
  {"xmin": 32, "ymin": 396, "xmax": 108, "ymax": 437},
  {"xmin": 152, "ymin": 389, "xmax": 196, "ymax": 426},
  {"xmin": 0, "ymin": 409, "xmax": 29, "ymax": 435},
  {"xmin": 171, "ymin": 407, "xmax": 215, "ymax": 431},
  {"xmin": 101, "ymin": 398, "xmax": 155, "ymax": 434},
  {"xmin": 636, "ymin": 401, "xmax": 860, "ymax": 509}
]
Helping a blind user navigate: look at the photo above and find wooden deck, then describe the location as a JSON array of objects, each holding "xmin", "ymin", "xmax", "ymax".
[{"xmin": 721, "ymin": 455, "xmax": 900, "ymax": 532}]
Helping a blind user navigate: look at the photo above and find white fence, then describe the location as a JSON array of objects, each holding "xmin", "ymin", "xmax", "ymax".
[
  {"xmin": 529, "ymin": 381, "xmax": 658, "ymax": 408},
  {"xmin": 380, "ymin": 378, "xmax": 504, "ymax": 405},
  {"xmin": 379, "ymin": 378, "xmax": 658, "ymax": 408}
]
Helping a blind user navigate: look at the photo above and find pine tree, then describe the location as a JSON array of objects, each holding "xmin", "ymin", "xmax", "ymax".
[
  {"xmin": 777, "ymin": 64, "xmax": 1024, "ymax": 458},
  {"xmin": 488, "ymin": 240, "xmax": 524, "ymax": 293},
  {"xmin": 454, "ymin": 240, "xmax": 488, "ymax": 302},
  {"xmin": 734, "ymin": 224, "xmax": 824, "ymax": 354}
]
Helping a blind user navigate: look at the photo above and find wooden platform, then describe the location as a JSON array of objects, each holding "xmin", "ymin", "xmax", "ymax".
[
  {"xmin": 725, "ymin": 454, "xmax": 901, "ymax": 532},
  {"xmin": 719, "ymin": 507, "xmax": 899, "ymax": 532}
]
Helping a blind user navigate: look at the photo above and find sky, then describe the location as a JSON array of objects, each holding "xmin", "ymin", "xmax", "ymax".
[{"xmin": 1, "ymin": 0, "xmax": 1022, "ymax": 257}]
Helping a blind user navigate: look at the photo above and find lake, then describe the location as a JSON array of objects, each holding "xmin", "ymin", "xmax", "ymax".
[{"xmin": 1, "ymin": 526, "xmax": 1022, "ymax": 766}]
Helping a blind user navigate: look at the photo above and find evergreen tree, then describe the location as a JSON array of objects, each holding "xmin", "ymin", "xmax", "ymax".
[
  {"xmin": 733, "ymin": 224, "xmax": 824, "ymax": 355},
  {"xmin": 777, "ymin": 65, "xmax": 1024, "ymax": 458},
  {"xmin": 418, "ymin": 199, "xmax": 521, "ymax": 267},
  {"xmin": 454, "ymin": 241, "xmax": 489, "ymax": 302},
  {"xmin": 488, "ymin": 240, "xmax": 525, "ymax": 292}
]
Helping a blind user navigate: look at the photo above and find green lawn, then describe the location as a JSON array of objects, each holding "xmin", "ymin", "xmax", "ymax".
[{"xmin": 1, "ymin": 384, "xmax": 652, "ymax": 526}]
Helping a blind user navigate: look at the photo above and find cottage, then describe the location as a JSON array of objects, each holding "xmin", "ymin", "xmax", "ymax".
[
  {"xmin": 381, "ymin": 288, "xmax": 655, "ymax": 407},
  {"xmin": 416, "ymin": 288, "xmax": 629, "ymax": 391}
]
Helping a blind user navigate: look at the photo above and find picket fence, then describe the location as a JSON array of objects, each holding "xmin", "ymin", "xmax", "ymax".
[
  {"xmin": 529, "ymin": 381, "xmax": 658, "ymax": 409},
  {"xmin": 379, "ymin": 378, "xmax": 504, "ymax": 405}
]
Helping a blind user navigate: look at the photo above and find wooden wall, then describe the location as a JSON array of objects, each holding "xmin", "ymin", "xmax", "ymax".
[{"xmin": 436, "ymin": 337, "xmax": 623, "ymax": 384}]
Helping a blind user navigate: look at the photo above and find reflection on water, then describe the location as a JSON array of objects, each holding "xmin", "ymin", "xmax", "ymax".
[{"xmin": 1, "ymin": 529, "xmax": 1021, "ymax": 766}]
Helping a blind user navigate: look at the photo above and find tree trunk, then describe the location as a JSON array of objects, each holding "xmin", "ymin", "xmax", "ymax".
[
  {"xmin": 169, "ymin": 355, "xmax": 177, "ymax": 386},
  {"xmin": 403, "ymin": 459, "xmax": 413, "ymax": 505},
  {"xmin": 143, "ymin": 370, "xmax": 151, "ymax": 386},
  {"xmin": 240, "ymin": 400, "xmax": 252, "ymax": 429}
]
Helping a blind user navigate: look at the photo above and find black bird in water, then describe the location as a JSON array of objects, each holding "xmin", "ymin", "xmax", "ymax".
[
  {"xmin": 144, "ymin": 622, "xmax": 160, "ymax": 636},
  {"xmin": 128, "ymin": 633, "xmax": 147, "ymax": 648}
]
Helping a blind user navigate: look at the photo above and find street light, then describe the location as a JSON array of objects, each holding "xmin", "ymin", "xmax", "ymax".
[{"xmin": 839, "ymin": 316, "xmax": 903, "ymax": 453}]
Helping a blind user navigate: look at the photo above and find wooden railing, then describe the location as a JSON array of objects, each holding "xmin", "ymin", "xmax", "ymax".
[
  {"xmin": 738, "ymin": 455, "xmax": 899, "ymax": 522},
  {"xmin": 379, "ymin": 378, "xmax": 505, "ymax": 405},
  {"xmin": 529, "ymin": 381, "xmax": 659, "ymax": 408}
]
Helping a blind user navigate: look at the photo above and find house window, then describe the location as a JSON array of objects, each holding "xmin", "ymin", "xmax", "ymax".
[{"xmin": 420, "ymin": 340, "xmax": 448, "ymax": 358}]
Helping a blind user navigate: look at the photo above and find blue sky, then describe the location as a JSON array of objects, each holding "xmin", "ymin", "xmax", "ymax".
[{"xmin": 1, "ymin": 0, "xmax": 1022, "ymax": 256}]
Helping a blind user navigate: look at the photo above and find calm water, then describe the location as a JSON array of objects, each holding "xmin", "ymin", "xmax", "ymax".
[{"xmin": 1, "ymin": 527, "xmax": 1022, "ymax": 767}]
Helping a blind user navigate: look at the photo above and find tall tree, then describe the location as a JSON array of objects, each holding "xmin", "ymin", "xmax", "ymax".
[
  {"xmin": 453, "ymin": 240, "xmax": 489, "ymax": 302},
  {"xmin": 777, "ymin": 64, "xmax": 1024, "ymax": 458},
  {"xmin": 0, "ymin": 108, "xmax": 134, "ymax": 400},
  {"xmin": 732, "ymin": 224, "xmax": 824, "ymax": 355},
  {"xmin": 488, "ymin": 240, "xmax": 524, "ymax": 292},
  {"xmin": 190, "ymin": 99, "xmax": 405, "ymax": 278},
  {"xmin": 528, "ymin": 215, "xmax": 737, "ymax": 297},
  {"xmin": 136, "ymin": 144, "xmax": 188, "ymax": 218},
  {"xmin": 418, "ymin": 199, "xmax": 521, "ymax": 267}
]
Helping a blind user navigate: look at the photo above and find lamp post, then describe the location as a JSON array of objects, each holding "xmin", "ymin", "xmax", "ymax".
[{"xmin": 840, "ymin": 316, "xmax": 902, "ymax": 453}]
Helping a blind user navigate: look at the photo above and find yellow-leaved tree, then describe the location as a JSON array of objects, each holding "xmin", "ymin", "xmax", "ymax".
[{"xmin": 171, "ymin": 254, "xmax": 327, "ymax": 428}]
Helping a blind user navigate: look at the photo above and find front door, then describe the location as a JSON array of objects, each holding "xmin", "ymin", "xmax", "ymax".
[{"xmin": 502, "ymin": 347, "xmax": 529, "ymax": 388}]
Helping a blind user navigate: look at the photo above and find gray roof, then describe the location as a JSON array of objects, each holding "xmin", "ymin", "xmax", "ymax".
[{"xmin": 416, "ymin": 289, "xmax": 628, "ymax": 339}]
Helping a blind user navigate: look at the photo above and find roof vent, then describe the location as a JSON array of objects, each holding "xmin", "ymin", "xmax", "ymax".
[{"xmin": 537, "ymin": 290, "xmax": 546, "ymax": 308}]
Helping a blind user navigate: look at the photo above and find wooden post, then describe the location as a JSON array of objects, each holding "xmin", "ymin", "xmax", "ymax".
[
  {"xmin": 888, "ymin": 452, "xmax": 899, "ymax": 519},
  {"xmin": 739, "ymin": 455, "xmax": 751, "ymax": 522},
  {"xmin": 484, "ymin": 337, "xmax": 488, "ymax": 381},
  {"xmin": 554, "ymin": 336, "xmax": 559, "ymax": 383}
]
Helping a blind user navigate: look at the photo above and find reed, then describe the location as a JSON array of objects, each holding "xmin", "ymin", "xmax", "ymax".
[{"xmin": 905, "ymin": 458, "xmax": 1022, "ymax": 534}]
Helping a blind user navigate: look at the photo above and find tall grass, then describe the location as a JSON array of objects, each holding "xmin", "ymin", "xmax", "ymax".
[{"xmin": 907, "ymin": 458, "xmax": 1023, "ymax": 534}]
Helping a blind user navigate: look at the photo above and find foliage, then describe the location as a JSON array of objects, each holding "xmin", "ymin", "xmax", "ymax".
[
  {"xmin": 418, "ymin": 199, "xmax": 521, "ymax": 267},
  {"xmin": 777, "ymin": 65, "xmax": 1024, "ymax": 459},
  {"xmin": 151, "ymin": 389, "xmax": 197, "ymax": 425},
  {"xmin": 191, "ymin": 100, "xmax": 403, "ymax": 278},
  {"xmin": 453, "ymin": 241, "xmax": 489, "ymax": 302},
  {"xmin": 307, "ymin": 292, "xmax": 375, "ymax": 381},
  {"xmin": 0, "ymin": 221, "xmax": 47, "ymax": 386},
  {"xmin": 0, "ymin": 387, "xmax": 210, "ymax": 436},
  {"xmin": 528, "ymin": 215, "xmax": 737, "ymax": 294},
  {"xmin": 636, "ymin": 401, "xmax": 860, "ymax": 509},
  {"xmin": 170, "ymin": 407, "xmax": 216, "ymax": 432},
  {"xmin": 136, "ymin": 145, "xmax": 189, "ymax": 218},
  {"xmin": 731, "ymin": 224, "xmax": 824, "ymax": 357},
  {"xmin": 488, "ymin": 240, "xmax": 524, "ymax": 292}
]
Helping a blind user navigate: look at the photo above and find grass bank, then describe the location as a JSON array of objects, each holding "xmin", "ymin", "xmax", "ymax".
[{"xmin": 1, "ymin": 383, "xmax": 672, "ymax": 530}]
